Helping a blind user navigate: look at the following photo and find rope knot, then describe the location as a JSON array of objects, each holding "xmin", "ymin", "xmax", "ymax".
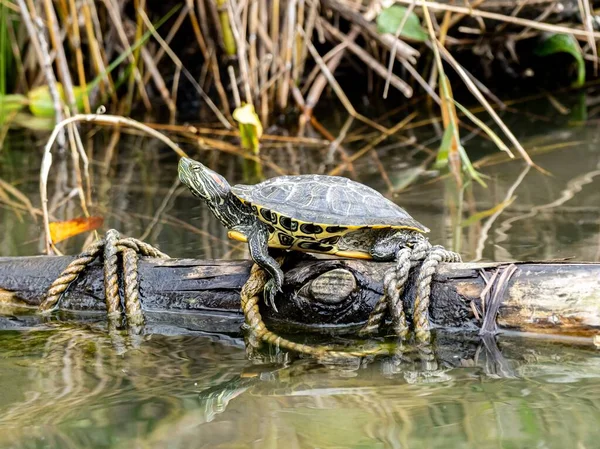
[
  {"xmin": 39, "ymin": 229, "xmax": 169, "ymax": 327},
  {"xmin": 361, "ymin": 237, "xmax": 461, "ymax": 342}
]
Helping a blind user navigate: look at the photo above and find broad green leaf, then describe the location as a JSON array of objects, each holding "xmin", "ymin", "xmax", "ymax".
[
  {"xmin": 28, "ymin": 85, "xmax": 58, "ymax": 118},
  {"xmin": 27, "ymin": 84, "xmax": 86, "ymax": 117},
  {"xmin": 534, "ymin": 34, "xmax": 585, "ymax": 87},
  {"xmin": 233, "ymin": 103, "xmax": 263, "ymax": 154},
  {"xmin": 376, "ymin": 5, "xmax": 428, "ymax": 42}
]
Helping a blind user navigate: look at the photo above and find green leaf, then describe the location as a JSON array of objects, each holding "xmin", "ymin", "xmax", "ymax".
[
  {"xmin": 0, "ymin": 94, "xmax": 27, "ymax": 125},
  {"xmin": 534, "ymin": 34, "xmax": 585, "ymax": 87},
  {"xmin": 376, "ymin": 5, "xmax": 428, "ymax": 42},
  {"xmin": 453, "ymin": 100, "xmax": 513, "ymax": 157},
  {"xmin": 435, "ymin": 121, "xmax": 487, "ymax": 186},
  {"xmin": 233, "ymin": 103, "xmax": 264, "ymax": 180},
  {"xmin": 27, "ymin": 84, "xmax": 86, "ymax": 118},
  {"xmin": 0, "ymin": 2, "xmax": 10, "ymax": 96},
  {"xmin": 569, "ymin": 90, "xmax": 588, "ymax": 124},
  {"xmin": 233, "ymin": 103, "xmax": 263, "ymax": 154},
  {"xmin": 27, "ymin": 85, "xmax": 57, "ymax": 118},
  {"xmin": 434, "ymin": 121, "xmax": 454, "ymax": 169},
  {"xmin": 0, "ymin": 93, "xmax": 26, "ymax": 111},
  {"xmin": 457, "ymin": 143, "xmax": 487, "ymax": 187}
]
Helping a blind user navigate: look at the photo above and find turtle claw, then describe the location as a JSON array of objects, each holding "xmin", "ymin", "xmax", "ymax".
[{"xmin": 263, "ymin": 278, "xmax": 281, "ymax": 312}]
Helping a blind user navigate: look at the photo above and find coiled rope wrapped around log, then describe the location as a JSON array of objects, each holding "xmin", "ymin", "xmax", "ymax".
[
  {"xmin": 37, "ymin": 230, "xmax": 460, "ymax": 355},
  {"xmin": 38, "ymin": 229, "xmax": 169, "ymax": 326},
  {"xmin": 360, "ymin": 238, "xmax": 462, "ymax": 343}
]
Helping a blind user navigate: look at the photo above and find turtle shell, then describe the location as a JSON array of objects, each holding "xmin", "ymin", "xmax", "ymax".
[{"xmin": 232, "ymin": 174, "xmax": 429, "ymax": 233}]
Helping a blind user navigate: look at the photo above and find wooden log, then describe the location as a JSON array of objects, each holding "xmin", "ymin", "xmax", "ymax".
[{"xmin": 1, "ymin": 256, "xmax": 599, "ymax": 341}]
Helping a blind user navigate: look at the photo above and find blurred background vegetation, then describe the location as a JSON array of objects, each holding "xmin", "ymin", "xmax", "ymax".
[{"xmin": 1, "ymin": 0, "xmax": 600, "ymax": 255}]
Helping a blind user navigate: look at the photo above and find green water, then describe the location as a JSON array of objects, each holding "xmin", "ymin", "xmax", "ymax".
[{"xmin": 1, "ymin": 93, "xmax": 600, "ymax": 448}]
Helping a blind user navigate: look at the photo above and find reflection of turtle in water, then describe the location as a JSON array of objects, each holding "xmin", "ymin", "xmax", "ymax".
[{"xmin": 178, "ymin": 157, "xmax": 460, "ymax": 342}]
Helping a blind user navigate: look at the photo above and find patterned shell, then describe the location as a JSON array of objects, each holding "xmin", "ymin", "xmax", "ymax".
[{"xmin": 232, "ymin": 174, "xmax": 429, "ymax": 232}]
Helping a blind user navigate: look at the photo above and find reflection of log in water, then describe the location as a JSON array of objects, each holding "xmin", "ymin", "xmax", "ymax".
[
  {"xmin": 0, "ymin": 327, "xmax": 599, "ymax": 449},
  {"xmin": 1, "ymin": 256, "xmax": 599, "ymax": 341}
]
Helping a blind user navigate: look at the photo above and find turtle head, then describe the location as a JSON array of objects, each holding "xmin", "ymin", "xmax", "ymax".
[
  {"xmin": 178, "ymin": 157, "xmax": 231, "ymax": 203},
  {"xmin": 178, "ymin": 157, "xmax": 250, "ymax": 229}
]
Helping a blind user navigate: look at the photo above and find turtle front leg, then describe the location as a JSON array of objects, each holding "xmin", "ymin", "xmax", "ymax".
[{"xmin": 246, "ymin": 224, "xmax": 284, "ymax": 311}]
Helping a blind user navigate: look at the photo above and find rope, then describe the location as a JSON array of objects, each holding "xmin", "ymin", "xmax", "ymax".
[
  {"xmin": 40, "ymin": 240, "xmax": 104, "ymax": 311},
  {"xmin": 38, "ymin": 229, "xmax": 169, "ymax": 327},
  {"xmin": 38, "ymin": 227, "xmax": 460, "ymax": 356},
  {"xmin": 359, "ymin": 237, "xmax": 461, "ymax": 342},
  {"xmin": 360, "ymin": 248, "xmax": 412, "ymax": 336},
  {"xmin": 104, "ymin": 229, "xmax": 121, "ymax": 318},
  {"xmin": 241, "ymin": 261, "xmax": 385, "ymax": 359},
  {"xmin": 357, "ymin": 294, "xmax": 388, "ymax": 336},
  {"xmin": 413, "ymin": 245, "xmax": 461, "ymax": 342},
  {"xmin": 385, "ymin": 247, "xmax": 412, "ymax": 336},
  {"xmin": 122, "ymin": 247, "xmax": 143, "ymax": 326}
]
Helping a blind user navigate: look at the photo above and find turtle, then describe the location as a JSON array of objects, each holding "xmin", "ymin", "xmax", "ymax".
[{"xmin": 178, "ymin": 157, "xmax": 430, "ymax": 309}]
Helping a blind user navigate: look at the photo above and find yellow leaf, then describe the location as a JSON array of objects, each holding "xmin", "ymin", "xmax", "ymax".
[
  {"xmin": 49, "ymin": 217, "xmax": 103, "ymax": 244},
  {"xmin": 233, "ymin": 103, "xmax": 263, "ymax": 154},
  {"xmin": 461, "ymin": 197, "xmax": 515, "ymax": 227}
]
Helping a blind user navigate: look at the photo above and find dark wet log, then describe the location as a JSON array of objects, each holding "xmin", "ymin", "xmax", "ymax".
[{"xmin": 0, "ymin": 256, "xmax": 599, "ymax": 341}]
